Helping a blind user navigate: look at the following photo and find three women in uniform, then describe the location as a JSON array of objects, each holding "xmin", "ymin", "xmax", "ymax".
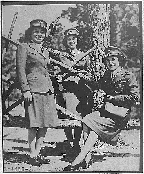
[{"xmin": 17, "ymin": 19, "xmax": 139, "ymax": 170}]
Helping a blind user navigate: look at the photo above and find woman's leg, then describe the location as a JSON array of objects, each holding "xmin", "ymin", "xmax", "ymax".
[
  {"xmin": 71, "ymin": 131, "xmax": 98, "ymax": 166},
  {"xmin": 28, "ymin": 127, "xmax": 37, "ymax": 157},
  {"xmin": 35, "ymin": 128, "xmax": 47, "ymax": 155},
  {"xmin": 64, "ymin": 127, "xmax": 73, "ymax": 146},
  {"xmin": 63, "ymin": 92, "xmax": 80, "ymax": 116},
  {"xmin": 73, "ymin": 127, "xmax": 82, "ymax": 150},
  {"xmin": 63, "ymin": 92, "xmax": 80, "ymax": 147}
]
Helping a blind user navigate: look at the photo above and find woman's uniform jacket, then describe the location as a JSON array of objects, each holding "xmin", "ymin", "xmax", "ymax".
[
  {"xmin": 99, "ymin": 67, "xmax": 139, "ymax": 109},
  {"xmin": 16, "ymin": 43, "xmax": 54, "ymax": 93},
  {"xmin": 58, "ymin": 49, "xmax": 92, "ymax": 117},
  {"xmin": 58, "ymin": 49, "xmax": 91, "ymax": 91}
]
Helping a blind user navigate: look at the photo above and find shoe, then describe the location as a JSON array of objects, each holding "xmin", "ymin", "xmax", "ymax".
[
  {"xmin": 62, "ymin": 146, "xmax": 80, "ymax": 163},
  {"xmin": 63, "ymin": 160, "xmax": 87, "ymax": 171},
  {"xmin": 27, "ymin": 152, "xmax": 49, "ymax": 166},
  {"xmin": 63, "ymin": 165, "xmax": 73, "ymax": 171},
  {"xmin": 28, "ymin": 155, "xmax": 41, "ymax": 166},
  {"xmin": 37, "ymin": 154, "xmax": 50, "ymax": 165}
]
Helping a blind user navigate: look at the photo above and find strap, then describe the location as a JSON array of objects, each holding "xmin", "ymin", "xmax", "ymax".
[{"xmin": 28, "ymin": 44, "xmax": 48, "ymax": 60}]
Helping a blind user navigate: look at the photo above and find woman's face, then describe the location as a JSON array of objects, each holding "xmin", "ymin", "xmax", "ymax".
[
  {"xmin": 106, "ymin": 56, "xmax": 120, "ymax": 71},
  {"xmin": 31, "ymin": 27, "xmax": 46, "ymax": 44},
  {"xmin": 66, "ymin": 35, "xmax": 78, "ymax": 49}
]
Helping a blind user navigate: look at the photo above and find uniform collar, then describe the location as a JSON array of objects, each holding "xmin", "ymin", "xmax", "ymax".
[
  {"xmin": 110, "ymin": 66, "xmax": 125, "ymax": 82},
  {"xmin": 71, "ymin": 49, "xmax": 80, "ymax": 55},
  {"xmin": 111, "ymin": 66, "xmax": 122, "ymax": 77},
  {"xmin": 29, "ymin": 42, "xmax": 44, "ymax": 53},
  {"xmin": 67, "ymin": 48, "xmax": 80, "ymax": 54}
]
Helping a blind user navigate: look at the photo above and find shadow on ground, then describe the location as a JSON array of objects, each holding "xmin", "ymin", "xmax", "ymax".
[
  {"xmin": 3, "ymin": 115, "xmax": 29, "ymax": 128},
  {"xmin": 3, "ymin": 114, "xmax": 141, "ymax": 130},
  {"xmin": 3, "ymin": 151, "xmax": 29, "ymax": 164},
  {"xmin": 4, "ymin": 138, "xmax": 28, "ymax": 144}
]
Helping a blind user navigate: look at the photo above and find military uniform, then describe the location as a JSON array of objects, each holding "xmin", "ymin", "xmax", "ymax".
[
  {"xmin": 57, "ymin": 28, "xmax": 91, "ymax": 152},
  {"xmin": 17, "ymin": 38, "xmax": 58, "ymax": 128},
  {"xmin": 60, "ymin": 48, "xmax": 90, "ymax": 117}
]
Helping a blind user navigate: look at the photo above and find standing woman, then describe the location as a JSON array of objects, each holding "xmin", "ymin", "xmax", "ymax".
[{"xmin": 16, "ymin": 19, "xmax": 58, "ymax": 159}]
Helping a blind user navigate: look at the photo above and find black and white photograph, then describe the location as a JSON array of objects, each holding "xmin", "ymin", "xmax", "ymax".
[{"xmin": 1, "ymin": 1, "xmax": 142, "ymax": 172}]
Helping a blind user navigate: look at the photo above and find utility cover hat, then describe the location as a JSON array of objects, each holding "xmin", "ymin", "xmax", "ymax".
[
  {"xmin": 64, "ymin": 28, "xmax": 79, "ymax": 37},
  {"xmin": 29, "ymin": 19, "xmax": 47, "ymax": 32}
]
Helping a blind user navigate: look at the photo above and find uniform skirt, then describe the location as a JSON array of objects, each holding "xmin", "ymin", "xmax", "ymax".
[
  {"xmin": 83, "ymin": 109, "xmax": 129, "ymax": 145},
  {"xmin": 25, "ymin": 92, "xmax": 58, "ymax": 128}
]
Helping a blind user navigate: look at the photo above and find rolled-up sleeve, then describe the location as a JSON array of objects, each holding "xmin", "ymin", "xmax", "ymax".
[{"xmin": 16, "ymin": 44, "xmax": 30, "ymax": 92}]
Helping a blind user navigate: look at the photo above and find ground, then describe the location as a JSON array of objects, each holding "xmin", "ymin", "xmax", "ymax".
[{"xmin": 2, "ymin": 104, "xmax": 142, "ymax": 172}]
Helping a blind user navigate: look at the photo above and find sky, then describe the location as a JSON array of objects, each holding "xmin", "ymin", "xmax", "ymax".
[{"xmin": 2, "ymin": 4, "xmax": 77, "ymax": 41}]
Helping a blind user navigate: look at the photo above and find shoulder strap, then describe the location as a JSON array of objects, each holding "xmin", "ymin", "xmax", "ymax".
[{"xmin": 28, "ymin": 44, "xmax": 43, "ymax": 56}]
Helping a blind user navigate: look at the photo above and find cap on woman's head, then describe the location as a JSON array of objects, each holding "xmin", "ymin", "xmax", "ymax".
[
  {"xmin": 103, "ymin": 46, "xmax": 127, "ymax": 65},
  {"xmin": 64, "ymin": 28, "xmax": 79, "ymax": 37},
  {"xmin": 29, "ymin": 19, "xmax": 47, "ymax": 32},
  {"xmin": 24, "ymin": 19, "xmax": 47, "ymax": 42},
  {"xmin": 105, "ymin": 46, "xmax": 126, "ymax": 59}
]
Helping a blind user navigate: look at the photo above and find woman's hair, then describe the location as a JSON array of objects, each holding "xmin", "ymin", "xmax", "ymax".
[{"xmin": 24, "ymin": 26, "xmax": 46, "ymax": 43}]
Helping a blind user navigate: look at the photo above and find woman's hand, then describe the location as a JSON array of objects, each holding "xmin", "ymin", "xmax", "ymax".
[
  {"xmin": 23, "ymin": 91, "xmax": 33, "ymax": 102},
  {"xmin": 53, "ymin": 66, "xmax": 61, "ymax": 75},
  {"xmin": 106, "ymin": 95, "xmax": 114, "ymax": 101},
  {"xmin": 57, "ymin": 75, "xmax": 63, "ymax": 82}
]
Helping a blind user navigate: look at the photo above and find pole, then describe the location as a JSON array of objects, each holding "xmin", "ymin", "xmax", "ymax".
[
  {"xmin": 2, "ymin": 12, "xmax": 18, "ymax": 112},
  {"xmin": 8, "ymin": 12, "xmax": 18, "ymax": 39}
]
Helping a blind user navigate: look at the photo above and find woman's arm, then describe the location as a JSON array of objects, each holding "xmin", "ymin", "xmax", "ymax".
[
  {"xmin": 16, "ymin": 44, "xmax": 30, "ymax": 92},
  {"xmin": 107, "ymin": 72, "xmax": 140, "ymax": 106}
]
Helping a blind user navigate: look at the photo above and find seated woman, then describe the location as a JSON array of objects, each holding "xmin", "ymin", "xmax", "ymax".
[{"xmin": 63, "ymin": 46, "xmax": 140, "ymax": 171}]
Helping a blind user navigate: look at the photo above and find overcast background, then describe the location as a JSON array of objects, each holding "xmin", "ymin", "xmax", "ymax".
[{"xmin": 2, "ymin": 4, "xmax": 77, "ymax": 41}]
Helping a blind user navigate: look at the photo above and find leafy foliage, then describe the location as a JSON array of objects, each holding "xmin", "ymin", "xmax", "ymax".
[
  {"xmin": 110, "ymin": 4, "xmax": 141, "ymax": 74},
  {"xmin": 2, "ymin": 45, "xmax": 20, "ymax": 101},
  {"xmin": 110, "ymin": 3, "xmax": 141, "ymax": 117}
]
